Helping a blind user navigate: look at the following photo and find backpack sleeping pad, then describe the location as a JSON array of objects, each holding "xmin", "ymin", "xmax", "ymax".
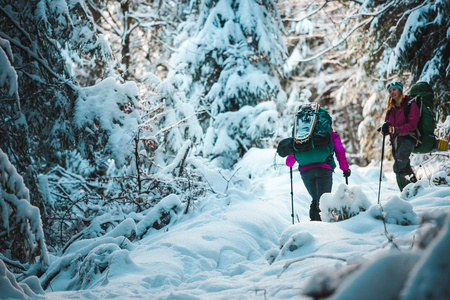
[
  {"xmin": 292, "ymin": 103, "xmax": 335, "ymax": 168},
  {"xmin": 407, "ymin": 82, "xmax": 437, "ymax": 154}
]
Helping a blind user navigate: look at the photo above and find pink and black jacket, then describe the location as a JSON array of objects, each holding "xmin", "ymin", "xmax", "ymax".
[{"xmin": 384, "ymin": 95, "xmax": 420, "ymax": 144}]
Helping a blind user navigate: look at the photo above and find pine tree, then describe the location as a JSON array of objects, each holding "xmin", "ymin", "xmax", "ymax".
[
  {"xmin": 167, "ymin": 0, "xmax": 287, "ymax": 167},
  {"xmin": 0, "ymin": 0, "xmax": 140, "ymax": 249},
  {"xmin": 0, "ymin": 148, "xmax": 48, "ymax": 266}
]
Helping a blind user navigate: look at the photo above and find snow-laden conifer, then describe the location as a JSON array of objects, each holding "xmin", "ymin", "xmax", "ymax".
[
  {"xmin": 166, "ymin": 0, "xmax": 287, "ymax": 166},
  {"xmin": 0, "ymin": 148, "xmax": 49, "ymax": 266}
]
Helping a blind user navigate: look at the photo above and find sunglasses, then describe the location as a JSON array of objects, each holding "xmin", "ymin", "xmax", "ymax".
[{"xmin": 387, "ymin": 81, "xmax": 403, "ymax": 90}]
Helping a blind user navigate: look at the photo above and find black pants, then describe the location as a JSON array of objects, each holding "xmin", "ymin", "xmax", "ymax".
[
  {"xmin": 300, "ymin": 167, "xmax": 333, "ymax": 221},
  {"xmin": 392, "ymin": 141, "xmax": 417, "ymax": 191}
]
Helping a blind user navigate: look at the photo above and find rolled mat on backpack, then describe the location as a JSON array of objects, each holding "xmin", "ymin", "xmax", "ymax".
[{"xmin": 436, "ymin": 139, "xmax": 449, "ymax": 151}]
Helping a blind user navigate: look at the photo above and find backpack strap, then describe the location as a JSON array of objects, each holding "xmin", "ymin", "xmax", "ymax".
[
  {"xmin": 397, "ymin": 96, "xmax": 421, "ymax": 146},
  {"xmin": 403, "ymin": 99, "xmax": 412, "ymax": 118}
]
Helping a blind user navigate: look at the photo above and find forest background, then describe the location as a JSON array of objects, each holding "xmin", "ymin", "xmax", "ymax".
[{"xmin": 0, "ymin": 0, "xmax": 449, "ymax": 287}]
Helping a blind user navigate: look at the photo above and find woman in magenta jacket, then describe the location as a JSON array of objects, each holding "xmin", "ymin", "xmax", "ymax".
[
  {"xmin": 381, "ymin": 81, "xmax": 420, "ymax": 191},
  {"xmin": 285, "ymin": 129, "xmax": 350, "ymax": 221}
]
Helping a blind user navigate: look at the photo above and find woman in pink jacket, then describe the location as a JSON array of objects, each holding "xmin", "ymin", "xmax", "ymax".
[
  {"xmin": 381, "ymin": 81, "xmax": 419, "ymax": 191},
  {"xmin": 285, "ymin": 129, "xmax": 350, "ymax": 221}
]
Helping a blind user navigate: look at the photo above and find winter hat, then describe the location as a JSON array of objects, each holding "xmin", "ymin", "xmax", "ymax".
[{"xmin": 387, "ymin": 81, "xmax": 403, "ymax": 91}]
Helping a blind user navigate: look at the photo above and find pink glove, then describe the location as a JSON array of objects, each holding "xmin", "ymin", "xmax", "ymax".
[{"xmin": 286, "ymin": 154, "xmax": 296, "ymax": 167}]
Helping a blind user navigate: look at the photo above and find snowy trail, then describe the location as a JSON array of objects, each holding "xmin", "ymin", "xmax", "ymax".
[{"xmin": 41, "ymin": 149, "xmax": 449, "ymax": 299}]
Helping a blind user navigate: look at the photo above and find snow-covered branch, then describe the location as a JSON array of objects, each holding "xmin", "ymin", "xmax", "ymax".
[
  {"xmin": 152, "ymin": 110, "xmax": 205, "ymax": 138},
  {"xmin": 282, "ymin": 1, "xmax": 328, "ymax": 22},
  {"xmin": 349, "ymin": 0, "xmax": 396, "ymax": 18},
  {"xmin": 87, "ymin": 0, "xmax": 121, "ymax": 36},
  {"xmin": 0, "ymin": 148, "xmax": 49, "ymax": 265},
  {"xmin": 289, "ymin": 0, "xmax": 396, "ymax": 63},
  {"xmin": 0, "ymin": 38, "xmax": 20, "ymax": 109},
  {"xmin": 158, "ymin": 140, "xmax": 192, "ymax": 176},
  {"xmin": 0, "ymin": 6, "xmax": 34, "ymax": 49},
  {"xmin": 279, "ymin": 254, "xmax": 348, "ymax": 277},
  {"xmin": 0, "ymin": 32, "xmax": 74, "ymax": 89},
  {"xmin": 296, "ymin": 17, "xmax": 372, "ymax": 62}
]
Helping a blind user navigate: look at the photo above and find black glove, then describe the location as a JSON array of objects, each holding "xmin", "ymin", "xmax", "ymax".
[
  {"xmin": 343, "ymin": 169, "xmax": 351, "ymax": 178},
  {"xmin": 381, "ymin": 122, "xmax": 391, "ymax": 134}
]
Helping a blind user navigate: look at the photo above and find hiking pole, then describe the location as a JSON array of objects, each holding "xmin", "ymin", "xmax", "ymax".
[
  {"xmin": 290, "ymin": 166, "xmax": 295, "ymax": 224},
  {"xmin": 377, "ymin": 134, "xmax": 386, "ymax": 205}
]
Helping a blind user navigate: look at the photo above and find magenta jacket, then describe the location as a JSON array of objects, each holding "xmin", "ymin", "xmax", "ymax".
[
  {"xmin": 286, "ymin": 130, "xmax": 349, "ymax": 172},
  {"xmin": 384, "ymin": 95, "xmax": 420, "ymax": 142}
]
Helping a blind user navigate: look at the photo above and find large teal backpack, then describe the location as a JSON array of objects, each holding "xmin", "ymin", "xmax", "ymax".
[
  {"xmin": 406, "ymin": 82, "xmax": 436, "ymax": 153},
  {"xmin": 292, "ymin": 103, "xmax": 336, "ymax": 168}
]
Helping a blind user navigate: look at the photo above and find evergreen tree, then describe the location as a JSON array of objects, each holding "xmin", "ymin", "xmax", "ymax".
[
  {"xmin": 0, "ymin": 0, "xmax": 85, "ymax": 208},
  {"xmin": 0, "ymin": 0, "xmax": 139, "ymax": 250},
  {"xmin": 0, "ymin": 148, "xmax": 48, "ymax": 266},
  {"xmin": 167, "ymin": 0, "xmax": 287, "ymax": 167}
]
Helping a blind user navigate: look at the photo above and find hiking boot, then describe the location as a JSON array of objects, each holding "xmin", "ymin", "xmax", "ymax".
[
  {"xmin": 309, "ymin": 201, "xmax": 322, "ymax": 221},
  {"xmin": 396, "ymin": 172, "xmax": 417, "ymax": 191},
  {"xmin": 396, "ymin": 173, "xmax": 407, "ymax": 191}
]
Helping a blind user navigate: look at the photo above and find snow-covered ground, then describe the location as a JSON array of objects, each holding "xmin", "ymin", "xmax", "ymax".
[{"xmin": 5, "ymin": 149, "xmax": 450, "ymax": 299}]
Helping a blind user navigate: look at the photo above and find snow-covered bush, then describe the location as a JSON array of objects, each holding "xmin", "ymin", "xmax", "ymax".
[
  {"xmin": 0, "ymin": 148, "xmax": 48, "ymax": 265},
  {"xmin": 75, "ymin": 77, "xmax": 141, "ymax": 168},
  {"xmin": 74, "ymin": 244, "xmax": 133, "ymax": 290},
  {"xmin": 264, "ymin": 248, "xmax": 279, "ymax": 265},
  {"xmin": 136, "ymin": 194, "xmax": 181, "ymax": 239},
  {"xmin": 61, "ymin": 216, "xmax": 137, "ymax": 255},
  {"xmin": 43, "ymin": 163, "xmax": 143, "ymax": 250},
  {"xmin": 406, "ymin": 157, "xmax": 450, "ymax": 198},
  {"xmin": 41, "ymin": 228, "xmax": 137, "ymax": 291},
  {"xmin": 368, "ymin": 196, "xmax": 418, "ymax": 226},
  {"xmin": 279, "ymin": 232, "xmax": 315, "ymax": 258},
  {"xmin": 431, "ymin": 171, "xmax": 450, "ymax": 187},
  {"xmin": 401, "ymin": 179, "xmax": 430, "ymax": 199},
  {"xmin": 320, "ymin": 184, "xmax": 372, "ymax": 222},
  {"xmin": 0, "ymin": 260, "xmax": 44, "ymax": 299},
  {"xmin": 265, "ymin": 225, "xmax": 316, "ymax": 263}
]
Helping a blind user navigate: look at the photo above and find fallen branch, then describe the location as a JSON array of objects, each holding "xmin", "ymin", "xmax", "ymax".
[
  {"xmin": 0, "ymin": 254, "xmax": 26, "ymax": 272},
  {"xmin": 279, "ymin": 255, "xmax": 347, "ymax": 278}
]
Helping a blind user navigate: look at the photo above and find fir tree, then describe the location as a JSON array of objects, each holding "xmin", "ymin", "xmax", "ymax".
[{"xmin": 167, "ymin": 0, "xmax": 287, "ymax": 167}]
